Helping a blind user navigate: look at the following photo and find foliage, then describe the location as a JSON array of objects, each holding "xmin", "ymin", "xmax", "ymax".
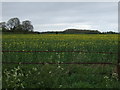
[
  {"xmin": 0, "ymin": 17, "xmax": 34, "ymax": 33},
  {"xmin": 7, "ymin": 17, "xmax": 20, "ymax": 30},
  {"xmin": 22, "ymin": 20, "xmax": 34, "ymax": 32}
]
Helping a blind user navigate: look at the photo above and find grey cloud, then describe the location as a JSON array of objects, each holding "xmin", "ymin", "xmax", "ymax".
[{"xmin": 2, "ymin": 2, "xmax": 118, "ymax": 32}]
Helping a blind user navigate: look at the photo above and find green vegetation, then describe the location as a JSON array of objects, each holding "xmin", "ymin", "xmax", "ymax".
[
  {"xmin": 2, "ymin": 34, "xmax": 120, "ymax": 88},
  {"xmin": 0, "ymin": 17, "xmax": 34, "ymax": 34}
]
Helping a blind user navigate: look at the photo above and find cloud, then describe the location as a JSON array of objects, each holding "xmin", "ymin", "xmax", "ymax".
[
  {"xmin": 0, "ymin": 2, "xmax": 2, "ymax": 21},
  {"xmin": 35, "ymin": 23, "xmax": 92, "ymax": 32},
  {"xmin": 2, "ymin": 2, "xmax": 118, "ymax": 32},
  {"xmin": 1, "ymin": 0, "xmax": 119, "ymax": 2}
]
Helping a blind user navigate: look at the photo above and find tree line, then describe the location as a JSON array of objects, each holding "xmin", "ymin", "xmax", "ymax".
[
  {"xmin": 0, "ymin": 17, "xmax": 34, "ymax": 33},
  {"xmin": 0, "ymin": 17, "xmax": 119, "ymax": 34},
  {"xmin": 39, "ymin": 29, "xmax": 119, "ymax": 34}
]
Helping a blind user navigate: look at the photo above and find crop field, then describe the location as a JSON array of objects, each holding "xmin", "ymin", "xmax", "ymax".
[{"xmin": 2, "ymin": 34, "xmax": 120, "ymax": 88}]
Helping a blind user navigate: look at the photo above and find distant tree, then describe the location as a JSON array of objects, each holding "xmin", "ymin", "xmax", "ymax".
[
  {"xmin": 22, "ymin": 20, "xmax": 34, "ymax": 32},
  {"xmin": 0, "ymin": 22, "xmax": 7, "ymax": 31},
  {"xmin": 15, "ymin": 24, "xmax": 24, "ymax": 32},
  {"xmin": 7, "ymin": 17, "xmax": 20, "ymax": 31},
  {"xmin": 1, "ymin": 17, "xmax": 35, "ymax": 33},
  {"xmin": 0, "ymin": 22, "xmax": 6, "ymax": 28},
  {"xmin": 107, "ymin": 31, "xmax": 116, "ymax": 34}
]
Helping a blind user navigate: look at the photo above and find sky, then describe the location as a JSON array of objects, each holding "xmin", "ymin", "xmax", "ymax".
[{"xmin": 1, "ymin": 2, "xmax": 118, "ymax": 32}]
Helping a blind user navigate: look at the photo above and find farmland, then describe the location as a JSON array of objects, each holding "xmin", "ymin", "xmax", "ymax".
[{"xmin": 2, "ymin": 34, "xmax": 120, "ymax": 88}]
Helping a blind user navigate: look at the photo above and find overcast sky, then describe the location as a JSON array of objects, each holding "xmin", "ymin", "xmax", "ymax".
[{"xmin": 2, "ymin": 2, "xmax": 118, "ymax": 32}]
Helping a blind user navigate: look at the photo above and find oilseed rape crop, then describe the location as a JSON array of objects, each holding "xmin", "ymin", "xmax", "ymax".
[{"xmin": 2, "ymin": 34, "xmax": 120, "ymax": 88}]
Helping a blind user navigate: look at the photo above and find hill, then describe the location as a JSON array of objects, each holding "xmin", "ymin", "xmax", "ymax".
[
  {"xmin": 39, "ymin": 29, "xmax": 101, "ymax": 34},
  {"xmin": 63, "ymin": 29, "xmax": 101, "ymax": 34}
]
